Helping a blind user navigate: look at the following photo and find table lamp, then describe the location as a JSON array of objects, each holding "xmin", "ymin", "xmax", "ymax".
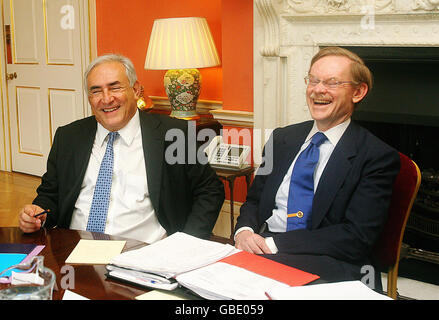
[{"xmin": 144, "ymin": 17, "xmax": 220, "ymax": 120}]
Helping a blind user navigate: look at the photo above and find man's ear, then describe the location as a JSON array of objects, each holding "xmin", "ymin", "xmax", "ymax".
[
  {"xmin": 352, "ymin": 82, "xmax": 368, "ymax": 104},
  {"xmin": 133, "ymin": 81, "xmax": 141, "ymax": 100}
]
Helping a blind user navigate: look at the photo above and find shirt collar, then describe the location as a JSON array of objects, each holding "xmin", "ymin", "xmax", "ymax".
[
  {"xmin": 95, "ymin": 109, "xmax": 140, "ymax": 147},
  {"xmin": 306, "ymin": 118, "xmax": 351, "ymax": 147}
]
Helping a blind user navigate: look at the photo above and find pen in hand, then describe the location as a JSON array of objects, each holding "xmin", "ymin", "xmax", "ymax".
[{"xmin": 34, "ymin": 209, "xmax": 50, "ymax": 218}]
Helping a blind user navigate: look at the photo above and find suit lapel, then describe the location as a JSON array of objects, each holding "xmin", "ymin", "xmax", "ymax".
[
  {"xmin": 262, "ymin": 123, "xmax": 312, "ymax": 210},
  {"xmin": 311, "ymin": 122, "xmax": 358, "ymax": 228},
  {"xmin": 74, "ymin": 118, "xmax": 97, "ymax": 182},
  {"xmin": 139, "ymin": 111, "xmax": 164, "ymax": 212}
]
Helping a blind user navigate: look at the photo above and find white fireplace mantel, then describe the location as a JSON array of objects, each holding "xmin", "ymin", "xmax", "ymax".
[{"xmin": 253, "ymin": 0, "xmax": 439, "ymax": 155}]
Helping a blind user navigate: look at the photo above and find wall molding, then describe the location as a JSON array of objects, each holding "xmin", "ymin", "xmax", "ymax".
[
  {"xmin": 149, "ymin": 96, "xmax": 254, "ymax": 128},
  {"xmin": 210, "ymin": 109, "xmax": 254, "ymax": 128}
]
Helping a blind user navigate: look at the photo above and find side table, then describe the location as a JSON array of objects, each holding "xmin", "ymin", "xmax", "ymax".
[{"xmin": 213, "ymin": 166, "xmax": 255, "ymax": 242}]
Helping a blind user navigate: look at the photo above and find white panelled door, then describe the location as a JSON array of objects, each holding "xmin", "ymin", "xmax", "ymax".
[{"xmin": 5, "ymin": 0, "xmax": 86, "ymax": 176}]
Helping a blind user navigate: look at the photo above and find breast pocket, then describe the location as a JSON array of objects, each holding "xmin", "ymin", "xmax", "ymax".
[{"xmin": 124, "ymin": 173, "xmax": 149, "ymax": 204}]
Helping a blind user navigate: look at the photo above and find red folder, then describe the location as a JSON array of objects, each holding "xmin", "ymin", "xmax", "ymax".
[{"xmin": 219, "ymin": 251, "xmax": 320, "ymax": 286}]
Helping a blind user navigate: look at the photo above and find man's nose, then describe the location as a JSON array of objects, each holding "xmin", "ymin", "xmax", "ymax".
[
  {"xmin": 312, "ymin": 81, "xmax": 328, "ymax": 93},
  {"xmin": 101, "ymin": 88, "xmax": 114, "ymax": 103}
]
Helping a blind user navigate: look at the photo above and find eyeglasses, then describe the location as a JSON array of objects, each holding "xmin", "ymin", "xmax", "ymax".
[
  {"xmin": 88, "ymin": 85, "xmax": 128, "ymax": 99},
  {"xmin": 304, "ymin": 76, "xmax": 358, "ymax": 89}
]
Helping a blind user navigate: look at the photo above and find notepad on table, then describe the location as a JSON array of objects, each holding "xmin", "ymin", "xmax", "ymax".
[{"xmin": 65, "ymin": 239, "xmax": 126, "ymax": 265}]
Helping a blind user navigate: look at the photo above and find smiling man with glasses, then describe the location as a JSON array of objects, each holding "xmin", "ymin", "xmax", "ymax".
[{"xmin": 234, "ymin": 47, "xmax": 400, "ymax": 290}]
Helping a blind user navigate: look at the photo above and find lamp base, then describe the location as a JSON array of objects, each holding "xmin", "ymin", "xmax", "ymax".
[
  {"xmin": 169, "ymin": 110, "xmax": 200, "ymax": 120},
  {"xmin": 164, "ymin": 68, "xmax": 201, "ymax": 120}
]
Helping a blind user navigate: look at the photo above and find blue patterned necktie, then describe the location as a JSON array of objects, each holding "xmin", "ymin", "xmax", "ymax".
[
  {"xmin": 286, "ymin": 132, "xmax": 327, "ymax": 231},
  {"xmin": 86, "ymin": 131, "xmax": 118, "ymax": 233}
]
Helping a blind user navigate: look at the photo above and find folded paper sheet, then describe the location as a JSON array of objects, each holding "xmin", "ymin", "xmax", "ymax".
[{"xmin": 65, "ymin": 240, "xmax": 126, "ymax": 265}]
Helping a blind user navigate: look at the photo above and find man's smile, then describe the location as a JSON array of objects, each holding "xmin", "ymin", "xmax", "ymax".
[
  {"xmin": 312, "ymin": 99, "xmax": 332, "ymax": 106},
  {"xmin": 102, "ymin": 106, "xmax": 120, "ymax": 113}
]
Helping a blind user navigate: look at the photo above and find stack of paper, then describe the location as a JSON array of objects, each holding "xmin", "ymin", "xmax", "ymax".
[
  {"xmin": 107, "ymin": 232, "xmax": 237, "ymax": 290},
  {"xmin": 107, "ymin": 233, "xmax": 320, "ymax": 299},
  {"xmin": 176, "ymin": 251, "xmax": 320, "ymax": 300},
  {"xmin": 110, "ymin": 232, "xmax": 236, "ymax": 277}
]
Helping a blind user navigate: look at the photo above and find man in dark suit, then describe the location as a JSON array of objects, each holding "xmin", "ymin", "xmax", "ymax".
[
  {"xmin": 18, "ymin": 54, "xmax": 224, "ymax": 242},
  {"xmin": 234, "ymin": 47, "xmax": 400, "ymax": 284}
]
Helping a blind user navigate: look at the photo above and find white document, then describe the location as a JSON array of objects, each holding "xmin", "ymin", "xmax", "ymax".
[
  {"xmin": 176, "ymin": 262, "xmax": 290, "ymax": 300},
  {"xmin": 266, "ymin": 280, "xmax": 393, "ymax": 300},
  {"xmin": 135, "ymin": 290, "xmax": 189, "ymax": 300},
  {"xmin": 62, "ymin": 289, "xmax": 90, "ymax": 300},
  {"xmin": 65, "ymin": 239, "xmax": 126, "ymax": 265},
  {"xmin": 110, "ymin": 232, "xmax": 237, "ymax": 278}
]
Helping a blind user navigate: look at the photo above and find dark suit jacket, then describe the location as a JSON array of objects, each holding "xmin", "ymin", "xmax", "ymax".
[
  {"xmin": 33, "ymin": 111, "xmax": 225, "ymax": 239},
  {"xmin": 236, "ymin": 120, "xmax": 400, "ymax": 281}
]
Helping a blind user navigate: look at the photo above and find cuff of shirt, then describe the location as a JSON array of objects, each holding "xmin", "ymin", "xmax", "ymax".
[
  {"xmin": 234, "ymin": 227, "xmax": 279, "ymax": 254},
  {"xmin": 265, "ymin": 237, "xmax": 279, "ymax": 254},
  {"xmin": 234, "ymin": 226, "xmax": 254, "ymax": 242}
]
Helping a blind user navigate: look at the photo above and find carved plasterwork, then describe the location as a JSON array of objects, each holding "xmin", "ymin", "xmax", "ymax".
[
  {"xmin": 284, "ymin": 0, "xmax": 394, "ymax": 14},
  {"xmin": 413, "ymin": 0, "xmax": 439, "ymax": 10}
]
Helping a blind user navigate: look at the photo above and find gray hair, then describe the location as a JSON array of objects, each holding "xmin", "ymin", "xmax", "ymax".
[{"xmin": 84, "ymin": 54, "xmax": 137, "ymax": 91}]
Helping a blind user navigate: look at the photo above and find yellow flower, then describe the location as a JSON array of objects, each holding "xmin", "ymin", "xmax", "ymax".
[{"xmin": 177, "ymin": 72, "xmax": 195, "ymax": 86}]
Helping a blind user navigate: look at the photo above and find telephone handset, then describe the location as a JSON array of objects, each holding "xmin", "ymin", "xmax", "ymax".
[{"xmin": 204, "ymin": 136, "xmax": 250, "ymax": 170}]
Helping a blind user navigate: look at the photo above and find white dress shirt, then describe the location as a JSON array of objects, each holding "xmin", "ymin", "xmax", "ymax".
[
  {"xmin": 236, "ymin": 119, "xmax": 350, "ymax": 253},
  {"xmin": 70, "ymin": 111, "xmax": 166, "ymax": 243}
]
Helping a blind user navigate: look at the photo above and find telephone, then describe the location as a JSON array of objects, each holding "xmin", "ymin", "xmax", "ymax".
[{"xmin": 204, "ymin": 136, "xmax": 251, "ymax": 170}]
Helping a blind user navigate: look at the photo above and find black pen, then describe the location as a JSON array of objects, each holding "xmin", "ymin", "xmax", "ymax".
[{"xmin": 34, "ymin": 209, "xmax": 50, "ymax": 218}]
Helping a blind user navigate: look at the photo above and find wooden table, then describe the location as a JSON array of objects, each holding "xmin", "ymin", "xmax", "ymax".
[
  {"xmin": 0, "ymin": 227, "xmax": 149, "ymax": 300},
  {"xmin": 214, "ymin": 166, "xmax": 255, "ymax": 241}
]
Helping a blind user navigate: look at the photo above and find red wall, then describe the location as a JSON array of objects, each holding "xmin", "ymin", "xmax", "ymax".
[
  {"xmin": 221, "ymin": 0, "xmax": 253, "ymax": 112},
  {"xmin": 96, "ymin": 0, "xmax": 223, "ymax": 101}
]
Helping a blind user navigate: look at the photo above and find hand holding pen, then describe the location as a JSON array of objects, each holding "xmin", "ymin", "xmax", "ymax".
[{"xmin": 18, "ymin": 204, "xmax": 50, "ymax": 234}]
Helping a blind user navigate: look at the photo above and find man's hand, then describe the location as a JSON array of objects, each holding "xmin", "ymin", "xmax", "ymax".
[
  {"xmin": 18, "ymin": 204, "xmax": 47, "ymax": 233},
  {"xmin": 234, "ymin": 230, "xmax": 273, "ymax": 254}
]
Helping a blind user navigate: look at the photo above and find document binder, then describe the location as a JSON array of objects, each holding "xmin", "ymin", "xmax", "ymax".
[
  {"xmin": 219, "ymin": 251, "xmax": 320, "ymax": 287},
  {"xmin": 106, "ymin": 232, "xmax": 320, "ymax": 299}
]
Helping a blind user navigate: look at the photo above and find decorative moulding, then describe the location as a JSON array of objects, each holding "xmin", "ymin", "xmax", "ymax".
[
  {"xmin": 255, "ymin": 0, "xmax": 281, "ymax": 57},
  {"xmin": 149, "ymin": 96, "xmax": 254, "ymax": 128},
  {"xmin": 282, "ymin": 0, "xmax": 439, "ymax": 15},
  {"xmin": 210, "ymin": 109, "xmax": 254, "ymax": 128}
]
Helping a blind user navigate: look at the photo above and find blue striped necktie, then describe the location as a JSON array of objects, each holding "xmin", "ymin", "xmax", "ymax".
[
  {"xmin": 86, "ymin": 131, "xmax": 118, "ymax": 233},
  {"xmin": 286, "ymin": 132, "xmax": 327, "ymax": 231}
]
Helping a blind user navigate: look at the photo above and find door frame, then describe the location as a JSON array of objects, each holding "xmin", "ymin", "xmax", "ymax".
[{"xmin": 0, "ymin": 0, "xmax": 97, "ymax": 172}]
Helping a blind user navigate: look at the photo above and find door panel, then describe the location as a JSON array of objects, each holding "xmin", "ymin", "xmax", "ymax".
[
  {"xmin": 6, "ymin": 0, "xmax": 86, "ymax": 176},
  {"xmin": 45, "ymin": 0, "xmax": 75, "ymax": 65},
  {"xmin": 11, "ymin": 0, "xmax": 39, "ymax": 64},
  {"xmin": 48, "ymin": 88, "xmax": 77, "ymax": 142},
  {"xmin": 16, "ymin": 86, "xmax": 44, "ymax": 156}
]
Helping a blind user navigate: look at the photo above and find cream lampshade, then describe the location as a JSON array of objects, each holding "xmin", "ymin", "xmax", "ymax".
[{"xmin": 144, "ymin": 17, "xmax": 220, "ymax": 120}]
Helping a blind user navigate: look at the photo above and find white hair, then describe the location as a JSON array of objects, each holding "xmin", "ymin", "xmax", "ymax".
[{"xmin": 84, "ymin": 54, "xmax": 137, "ymax": 91}]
